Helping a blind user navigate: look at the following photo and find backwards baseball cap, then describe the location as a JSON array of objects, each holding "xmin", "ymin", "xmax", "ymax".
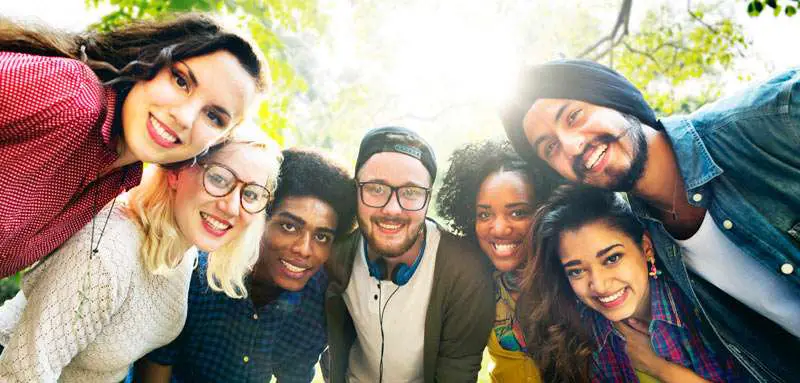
[
  {"xmin": 502, "ymin": 59, "xmax": 662, "ymax": 161},
  {"xmin": 355, "ymin": 126, "xmax": 437, "ymax": 182}
]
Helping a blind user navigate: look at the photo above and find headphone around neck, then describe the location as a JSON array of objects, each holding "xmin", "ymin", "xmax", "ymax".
[{"xmin": 363, "ymin": 234, "xmax": 426, "ymax": 286}]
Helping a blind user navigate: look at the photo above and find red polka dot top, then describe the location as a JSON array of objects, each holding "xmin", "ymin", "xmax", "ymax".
[{"xmin": 0, "ymin": 52, "xmax": 143, "ymax": 277}]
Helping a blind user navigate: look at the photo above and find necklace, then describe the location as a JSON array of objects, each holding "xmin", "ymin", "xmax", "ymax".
[
  {"xmin": 651, "ymin": 177, "xmax": 679, "ymax": 221},
  {"xmin": 88, "ymin": 167, "xmax": 129, "ymax": 258},
  {"xmin": 76, "ymin": 167, "xmax": 129, "ymax": 320}
]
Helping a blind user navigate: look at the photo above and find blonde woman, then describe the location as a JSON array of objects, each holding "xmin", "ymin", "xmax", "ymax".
[{"xmin": 0, "ymin": 132, "xmax": 281, "ymax": 382}]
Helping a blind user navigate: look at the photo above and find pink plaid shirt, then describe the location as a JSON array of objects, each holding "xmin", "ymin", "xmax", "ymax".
[{"xmin": 0, "ymin": 52, "xmax": 142, "ymax": 276}]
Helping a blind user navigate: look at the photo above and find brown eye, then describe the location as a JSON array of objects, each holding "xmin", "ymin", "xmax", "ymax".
[
  {"xmin": 543, "ymin": 140, "xmax": 558, "ymax": 158},
  {"xmin": 567, "ymin": 109, "xmax": 582, "ymax": 125},
  {"xmin": 566, "ymin": 268, "xmax": 584, "ymax": 278},
  {"xmin": 171, "ymin": 68, "xmax": 189, "ymax": 91},
  {"xmin": 604, "ymin": 253, "xmax": 623, "ymax": 265}
]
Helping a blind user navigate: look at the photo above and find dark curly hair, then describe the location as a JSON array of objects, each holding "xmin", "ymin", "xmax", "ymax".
[
  {"xmin": 436, "ymin": 139, "xmax": 551, "ymax": 239},
  {"xmin": 273, "ymin": 148, "xmax": 357, "ymax": 238}
]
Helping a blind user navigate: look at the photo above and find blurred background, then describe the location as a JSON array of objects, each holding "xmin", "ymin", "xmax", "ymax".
[{"xmin": 1, "ymin": 0, "xmax": 798, "ymax": 380}]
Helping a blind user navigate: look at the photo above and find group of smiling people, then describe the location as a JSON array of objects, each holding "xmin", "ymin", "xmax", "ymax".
[{"xmin": 1, "ymin": 10, "xmax": 798, "ymax": 383}]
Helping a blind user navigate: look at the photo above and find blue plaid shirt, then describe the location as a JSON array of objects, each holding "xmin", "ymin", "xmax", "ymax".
[
  {"xmin": 588, "ymin": 277, "xmax": 741, "ymax": 382},
  {"xmin": 146, "ymin": 252, "xmax": 328, "ymax": 383}
]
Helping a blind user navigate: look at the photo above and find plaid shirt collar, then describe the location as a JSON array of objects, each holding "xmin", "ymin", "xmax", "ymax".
[{"xmin": 590, "ymin": 277, "xmax": 686, "ymax": 353}]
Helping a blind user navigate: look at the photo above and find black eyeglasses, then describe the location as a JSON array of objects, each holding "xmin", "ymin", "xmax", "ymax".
[
  {"xmin": 357, "ymin": 181, "xmax": 430, "ymax": 211},
  {"xmin": 200, "ymin": 163, "xmax": 271, "ymax": 214}
]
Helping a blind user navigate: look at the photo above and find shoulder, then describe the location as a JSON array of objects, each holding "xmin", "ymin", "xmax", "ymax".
[
  {"xmin": 681, "ymin": 67, "xmax": 800, "ymax": 132},
  {"xmin": 21, "ymin": 203, "xmax": 140, "ymax": 306},
  {"xmin": 431, "ymin": 225, "xmax": 494, "ymax": 311},
  {"xmin": 69, "ymin": 202, "xmax": 141, "ymax": 285},
  {"xmin": 0, "ymin": 52, "xmax": 105, "ymax": 114},
  {"xmin": 435, "ymin": 226, "xmax": 493, "ymax": 277},
  {"xmin": 326, "ymin": 231, "xmax": 360, "ymax": 288},
  {"xmin": 304, "ymin": 268, "xmax": 329, "ymax": 296},
  {"xmin": 1, "ymin": 52, "xmax": 102, "ymax": 91}
]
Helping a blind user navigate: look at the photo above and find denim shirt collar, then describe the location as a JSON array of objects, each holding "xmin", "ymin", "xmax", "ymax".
[{"xmin": 660, "ymin": 116, "xmax": 724, "ymax": 205}]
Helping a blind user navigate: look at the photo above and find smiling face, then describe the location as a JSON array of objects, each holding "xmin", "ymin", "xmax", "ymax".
[
  {"xmin": 169, "ymin": 143, "xmax": 272, "ymax": 252},
  {"xmin": 356, "ymin": 152, "xmax": 431, "ymax": 258},
  {"xmin": 522, "ymin": 99, "xmax": 648, "ymax": 191},
  {"xmin": 475, "ymin": 170, "xmax": 535, "ymax": 272},
  {"xmin": 559, "ymin": 220, "xmax": 653, "ymax": 322},
  {"xmin": 121, "ymin": 50, "xmax": 257, "ymax": 165},
  {"xmin": 255, "ymin": 196, "xmax": 338, "ymax": 292}
]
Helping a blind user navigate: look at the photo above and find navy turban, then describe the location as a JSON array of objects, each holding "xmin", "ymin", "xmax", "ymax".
[{"xmin": 502, "ymin": 59, "xmax": 661, "ymax": 162}]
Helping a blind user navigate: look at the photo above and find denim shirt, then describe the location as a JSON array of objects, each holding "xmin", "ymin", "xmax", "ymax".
[{"xmin": 629, "ymin": 68, "xmax": 800, "ymax": 382}]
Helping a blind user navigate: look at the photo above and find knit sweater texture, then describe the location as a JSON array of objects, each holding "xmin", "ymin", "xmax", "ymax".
[{"xmin": 0, "ymin": 203, "xmax": 196, "ymax": 382}]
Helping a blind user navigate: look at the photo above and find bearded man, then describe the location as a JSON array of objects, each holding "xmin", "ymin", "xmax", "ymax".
[{"xmin": 324, "ymin": 126, "xmax": 494, "ymax": 383}]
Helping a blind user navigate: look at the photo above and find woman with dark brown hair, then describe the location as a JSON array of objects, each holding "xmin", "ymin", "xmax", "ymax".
[
  {"xmin": 518, "ymin": 186, "xmax": 742, "ymax": 382},
  {"xmin": 0, "ymin": 14, "xmax": 267, "ymax": 277}
]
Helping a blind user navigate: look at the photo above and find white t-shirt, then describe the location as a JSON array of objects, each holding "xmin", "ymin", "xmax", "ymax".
[
  {"xmin": 343, "ymin": 220, "xmax": 441, "ymax": 383},
  {"xmin": 678, "ymin": 211, "xmax": 800, "ymax": 338}
]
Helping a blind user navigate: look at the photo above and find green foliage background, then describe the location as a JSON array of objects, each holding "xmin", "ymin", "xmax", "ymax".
[{"xmin": 0, "ymin": 1, "xmax": 779, "ymax": 381}]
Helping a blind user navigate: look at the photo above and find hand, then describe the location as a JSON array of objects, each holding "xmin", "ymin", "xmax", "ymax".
[{"xmin": 617, "ymin": 319, "xmax": 666, "ymax": 376}]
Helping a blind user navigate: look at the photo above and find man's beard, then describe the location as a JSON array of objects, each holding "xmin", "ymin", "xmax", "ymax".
[
  {"xmin": 571, "ymin": 114, "xmax": 648, "ymax": 191},
  {"xmin": 358, "ymin": 215, "xmax": 425, "ymax": 258}
]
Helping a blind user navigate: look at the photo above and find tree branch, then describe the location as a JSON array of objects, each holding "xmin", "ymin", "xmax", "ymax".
[
  {"xmin": 622, "ymin": 41, "xmax": 665, "ymax": 73},
  {"xmin": 687, "ymin": 0, "xmax": 719, "ymax": 34},
  {"xmin": 578, "ymin": 0, "xmax": 633, "ymax": 59}
]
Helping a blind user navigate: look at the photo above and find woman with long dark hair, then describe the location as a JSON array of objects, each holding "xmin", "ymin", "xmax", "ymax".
[
  {"xmin": 518, "ymin": 186, "xmax": 742, "ymax": 382},
  {"xmin": 437, "ymin": 139, "xmax": 551, "ymax": 382},
  {"xmin": 0, "ymin": 14, "xmax": 267, "ymax": 276}
]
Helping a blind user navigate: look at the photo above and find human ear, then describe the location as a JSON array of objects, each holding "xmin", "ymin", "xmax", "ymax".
[
  {"xmin": 167, "ymin": 170, "xmax": 181, "ymax": 190},
  {"xmin": 641, "ymin": 232, "xmax": 655, "ymax": 260}
]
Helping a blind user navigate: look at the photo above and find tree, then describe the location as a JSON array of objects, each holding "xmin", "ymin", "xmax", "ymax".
[
  {"xmin": 582, "ymin": 1, "xmax": 749, "ymax": 114},
  {"xmin": 743, "ymin": 0, "xmax": 798, "ymax": 17},
  {"xmin": 87, "ymin": 0, "xmax": 327, "ymax": 144}
]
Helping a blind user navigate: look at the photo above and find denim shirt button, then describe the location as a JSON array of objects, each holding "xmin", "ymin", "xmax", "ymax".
[
  {"xmin": 722, "ymin": 220, "xmax": 734, "ymax": 230},
  {"xmin": 692, "ymin": 193, "xmax": 703, "ymax": 202},
  {"xmin": 780, "ymin": 263, "xmax": 795, "ymax": 275}
]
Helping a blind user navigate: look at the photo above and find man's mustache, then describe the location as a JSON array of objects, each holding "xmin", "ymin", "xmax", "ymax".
[{"xmin": 571, "ymin": 123, "xmax": 635, "ymax": 180}]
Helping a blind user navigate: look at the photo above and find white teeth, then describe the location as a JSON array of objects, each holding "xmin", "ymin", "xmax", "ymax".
[
  {"xmin": 150, "ymin": 116, "xmax": 178, "ymax": 143},
  {"xmin": 585, "ymin": 144, "xmax": 608, "ymax": 170},
  {"xmin": 281, "ymin": 259, "xmax": 309, "ymax": 273},
  {"xmin": 597, "ymin": 288, "xmax": 625, "ymax": 303},
  {"xmin": 492, "ymin": 243, "xmax": 518, "ymax": 255},
  {"xmin": 201, "ymin": 212, "xmax": 231, "ymax": 231},
  {"xmin": 377, "ymin": 222, "xmax": 401, "ymax": 230}
]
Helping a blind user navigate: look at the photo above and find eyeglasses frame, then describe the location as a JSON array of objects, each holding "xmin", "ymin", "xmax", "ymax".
[
  {"xmin": 199, "ymin": 162, "xmax": 271, "ymax": 214},
  {"xmin": 357, "ymin": 181, "xmax": 431, "ymax": 211}
]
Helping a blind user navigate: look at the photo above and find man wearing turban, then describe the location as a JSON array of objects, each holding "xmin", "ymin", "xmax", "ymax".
[{"xmin": 503, "ymin": 60, "xmax": 800, "ymax": 382}]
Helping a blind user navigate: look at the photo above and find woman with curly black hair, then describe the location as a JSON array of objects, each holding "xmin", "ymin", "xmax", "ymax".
[{"xmin": 437, "ymin": 139, "xmax": 551, "ymax": 382}]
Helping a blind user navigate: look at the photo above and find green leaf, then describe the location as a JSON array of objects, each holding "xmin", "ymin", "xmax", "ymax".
[
  {"xmin": 774, "ymin": 5, "xmax": 783, "ymax": 16},
  {"xmin": 786, "ymin": 5, "xmax": 797, "ymax": 16},
  {"xmin": 748, "ymin": 0, "xmax": 764, "ymax": 16},
  {"xmin": 766, "ymin": 0, "xmax": 777, "ymax": 9}
]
